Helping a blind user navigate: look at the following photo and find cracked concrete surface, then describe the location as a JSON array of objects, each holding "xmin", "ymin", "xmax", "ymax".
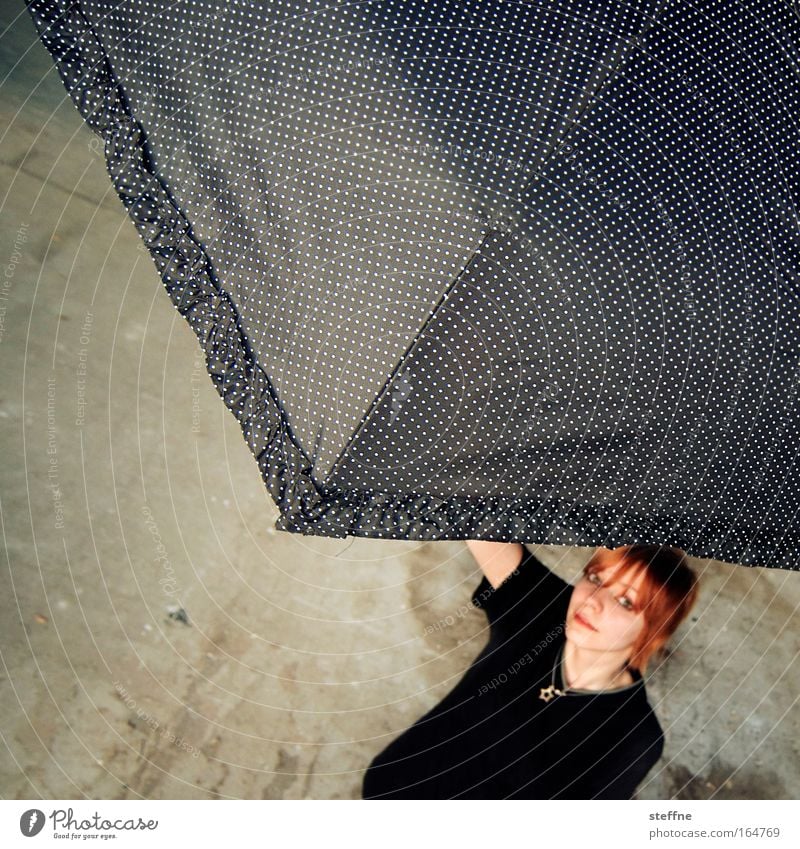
[{"xmin": 1, "ymin": 1, "xmax": 798, "ymax": 800}]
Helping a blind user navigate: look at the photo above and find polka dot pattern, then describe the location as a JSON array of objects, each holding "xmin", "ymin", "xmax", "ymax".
[{"xmin": 27, "ymin": 0, "xmax": 800, "ymax": 568}]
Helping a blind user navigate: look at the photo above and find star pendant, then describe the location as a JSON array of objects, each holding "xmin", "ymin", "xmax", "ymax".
[{"xmin": 539, "ymin": 684, "xmax": 557, "ymax": 702}]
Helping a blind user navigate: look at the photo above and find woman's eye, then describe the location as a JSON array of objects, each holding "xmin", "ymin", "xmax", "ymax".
[{"xmin": 588, "ymin": 573, "xmax": 634, "ymax": 610}]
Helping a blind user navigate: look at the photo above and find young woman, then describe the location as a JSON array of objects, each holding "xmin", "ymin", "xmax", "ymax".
[{"xmin": 362, "ymin": 541, "xmax": 699, "ymax": 799}]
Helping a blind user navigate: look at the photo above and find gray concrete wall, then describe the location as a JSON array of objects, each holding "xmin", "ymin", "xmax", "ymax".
[{"xmin": 1, "ymin": 2, "xmax": 798, "ymax": 800}]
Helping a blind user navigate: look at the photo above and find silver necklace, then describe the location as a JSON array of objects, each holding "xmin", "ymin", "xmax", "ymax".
[{"xmin": 538, "ymin": 641, "xmax": 630, "ymax": 702}]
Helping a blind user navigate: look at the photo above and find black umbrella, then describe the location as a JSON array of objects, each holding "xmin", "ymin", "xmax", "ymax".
[{"xmin": 26, "ymin": 0, "xmax": 800, "ymax": 569}]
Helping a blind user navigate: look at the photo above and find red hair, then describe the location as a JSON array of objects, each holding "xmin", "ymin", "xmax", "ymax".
[{"xmin": 583, "ymin": 545, "xmax": 700, "ymax": 675}]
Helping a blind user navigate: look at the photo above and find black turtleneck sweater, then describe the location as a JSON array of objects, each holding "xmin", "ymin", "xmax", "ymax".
[{"xmin": 362, "ymin": 547, "xmax": 665, "ymax": 799}]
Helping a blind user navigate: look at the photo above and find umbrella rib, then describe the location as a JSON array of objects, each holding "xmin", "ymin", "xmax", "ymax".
[
  {"xmin": 323, "ymin": 2, "xmax": 672, "ymax": 492},
  {"xmin": 322, "ymin": 228, "xmax": 496, "ymax": 489},
  {"xmin": 495, "ymin": 0, "xmax": 671, "ymax": 229}
]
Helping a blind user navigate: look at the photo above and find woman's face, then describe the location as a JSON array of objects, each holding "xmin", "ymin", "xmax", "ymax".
[{"xmin": 565, "ymin": 547, "xmax": 647, "ymax": 654}]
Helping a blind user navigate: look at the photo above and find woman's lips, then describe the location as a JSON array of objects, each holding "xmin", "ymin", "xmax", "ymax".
[{"xmin": 574, "ymin": 612, "xmax": 598, "ymax": 631}]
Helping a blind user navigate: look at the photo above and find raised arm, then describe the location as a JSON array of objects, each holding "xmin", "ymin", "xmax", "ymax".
[{"xmin": 465, "ymin": 540, "xmax": 525, "ymax": 590}]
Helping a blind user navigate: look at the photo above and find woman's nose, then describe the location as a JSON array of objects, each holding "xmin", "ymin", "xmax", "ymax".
[{"xmin": 586, "ymin": 587, "xmax": 604, "ymax": 609}]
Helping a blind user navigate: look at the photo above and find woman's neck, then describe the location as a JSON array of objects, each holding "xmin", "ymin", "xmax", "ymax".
[{"xmin": 562, "ymin": 638, "xmax": 633, "ymax": 690}]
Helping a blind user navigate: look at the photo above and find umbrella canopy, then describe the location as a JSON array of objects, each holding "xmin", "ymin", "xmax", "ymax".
[{"xmin": 26, "ymin": 0, "xmax": 800, "ymax": 569}]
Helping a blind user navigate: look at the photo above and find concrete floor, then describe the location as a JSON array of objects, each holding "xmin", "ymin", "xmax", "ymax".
[{"xmin": 1, "ymin": 2, "xmax": 798, "ymax": 800}]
